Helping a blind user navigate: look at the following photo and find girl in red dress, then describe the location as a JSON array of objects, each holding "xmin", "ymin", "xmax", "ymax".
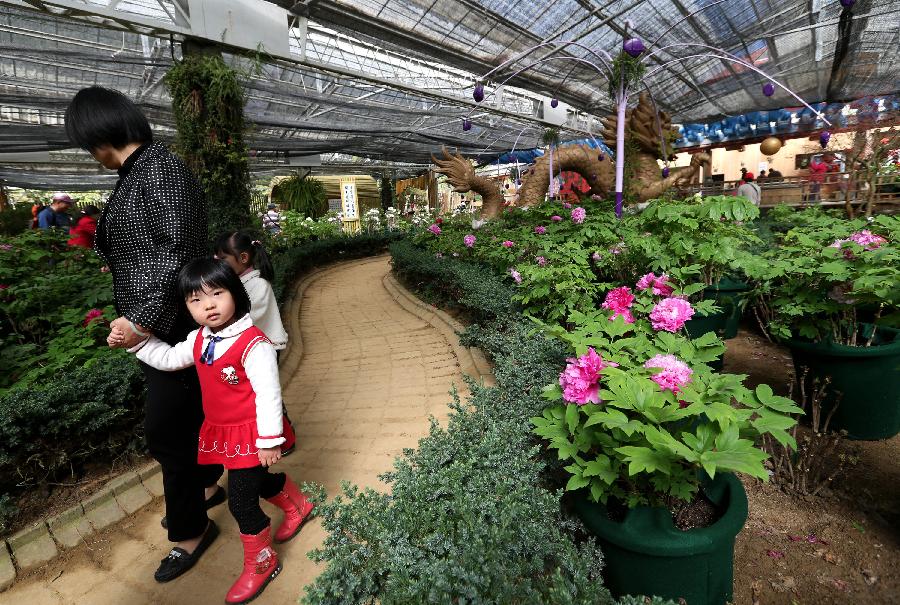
[{"xmin": 128, "ymin": 258, "xmax": 313, "ymax": 604}]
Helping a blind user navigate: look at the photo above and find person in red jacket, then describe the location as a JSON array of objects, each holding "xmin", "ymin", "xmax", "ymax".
[{"xmin": 67, "ymin": 205, "xmax": 100, "ymax": 248}]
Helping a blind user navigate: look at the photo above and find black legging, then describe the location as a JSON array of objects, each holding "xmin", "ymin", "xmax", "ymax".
[
  {"xmin": 228, "ymin": 466, "xmax": 287, "ymax": 535},
  {"xmin": 141, "ymin": 362, "xmax": 224, "ymax": 542}
]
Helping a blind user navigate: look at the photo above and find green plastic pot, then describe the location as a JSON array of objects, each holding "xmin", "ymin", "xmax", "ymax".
[
  {"xmin": 574, "ymin": 473, "xmax": 748, "ymax": 605},
  {"xmin": 685, "ymin": 310, "xmax": 728, "ymax": 370},
  {"xmin": 788, "ymin": 324, "xmax": 900, "ymax": 440},
  {"xmin": 705, "ymin": 278, "xmax": 750, "ymax": 340}
]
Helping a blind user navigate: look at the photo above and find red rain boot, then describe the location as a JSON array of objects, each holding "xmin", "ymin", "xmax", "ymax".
[
  {"xmin": 225, "ymin": 526, "xmax": 281, "ymax": 605},
  {"xmin": 266, "ymin": 477, "xmax": 314, "ymax": 543}
]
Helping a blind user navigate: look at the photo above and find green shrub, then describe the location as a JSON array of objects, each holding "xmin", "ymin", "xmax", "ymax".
[
  {"xmin": 0, "ymin": 205, "xmax": 33, "ymax": 236},
  {"xmin": 0, "ymin": 354, "xmax": 145, "ymax": 532},
  {"xmin": 271, "ymin": 173, "xmax": 328, "ymax": 219},
  {"xmin": 304, "ymin": 243, "xmax": 676, "ymax": 605}
]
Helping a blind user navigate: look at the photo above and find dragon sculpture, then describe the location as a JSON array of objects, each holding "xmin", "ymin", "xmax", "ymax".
[{"xmin": 432, "ymin": 93, "xmax": 710, "ymax": 218}]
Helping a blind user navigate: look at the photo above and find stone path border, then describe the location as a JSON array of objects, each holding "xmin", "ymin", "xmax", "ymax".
[{"xmin": 0, "ymin": 255, "xmax": 494, "ymax": 594}]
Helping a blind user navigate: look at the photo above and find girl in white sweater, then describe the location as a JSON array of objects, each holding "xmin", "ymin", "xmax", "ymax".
[{"xmin": 215, "ymin": 231, "xmax": 288, "ymax": 351}]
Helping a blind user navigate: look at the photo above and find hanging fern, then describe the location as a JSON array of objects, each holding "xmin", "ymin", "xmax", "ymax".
[
  {"xmin": 271, "ymin": 173, "xmax": 328, "ymax": 218},
  {"xmin": 165, "ymin": 54, "xmax": 252, "ymax": 241},
  {"xmin": 608, "ymin": 51, "xmax": 646, "ymax": 99}
]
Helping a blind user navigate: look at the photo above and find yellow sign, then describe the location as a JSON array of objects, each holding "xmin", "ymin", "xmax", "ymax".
[{"xmin": 340, "ymin": 178, "xmax": 360, "ymax": 233}]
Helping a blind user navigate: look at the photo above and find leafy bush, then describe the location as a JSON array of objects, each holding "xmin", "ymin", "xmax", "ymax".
[
  {"xmin": 273, "ymin": 211, "xmax": 342, "ymax": 250},
  {"xmin": 0, "ymin": 205, "xmax": 33, "ymax": 236},
  {"xmin": 305, "ymin": 244, "xmax": 676, "ymax": 604},
  {"xmin": 271, "ymin": 173, "xmax": 328, "ymax": 219},
  {"xmin": 0, "ymin": 230, "xmax": 118, "ymax": 393},
  {"xmin": 746, "ymin": 213, "xmax": 899, "ymax": 343},
  {"xmin": 0, "ymin": 355, "xmax": 145, "ymax": 532}
]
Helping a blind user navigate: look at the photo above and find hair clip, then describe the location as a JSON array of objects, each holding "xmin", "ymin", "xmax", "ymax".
[{"xmin": 251, "ymin": 240, "xmax": 262, "ymax": 246}]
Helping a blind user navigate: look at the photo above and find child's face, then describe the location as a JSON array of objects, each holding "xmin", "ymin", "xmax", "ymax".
[
  {"xmin": 215, "ymin": 251, "xmax": 250, "ymax": 276},
  {"xmin": 186, "ymin": 285, "xmax": 236, "ymax": 332}
]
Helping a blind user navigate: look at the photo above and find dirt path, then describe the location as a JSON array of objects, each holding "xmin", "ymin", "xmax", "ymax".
[{"xmin": 0, "ymin": 256, "xmax": 465, "ymax": 605}]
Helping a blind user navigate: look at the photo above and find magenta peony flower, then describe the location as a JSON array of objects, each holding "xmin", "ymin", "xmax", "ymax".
[
  {"xmin": 502, "ymin": 240, "xmax": 515, "ymax": 248},
  {"xmin": 0, "ymin": 284, "xmax": 9, "ymax": 290},
  {"xmin": 536, "ymin": 256, "xmax": 547, "ymax": 267},
  {"xmin": 559, "ymin": 347, "xmax": 615, "ymax": 405},
  {"xmin": 644, "ymin": 354, "xmax": 693, "ymax": 394},
  {"xmin": 0, "ymin": 244, "xmax": 12, "ymax": 251},
  {"xmin": 509, "ymin": 268, "xmax": 522, "ymax": 284},
  {"xmin": 571, "ymin": 207, "xmax": 586, "ymax": 224},
  {"xmin": 83, "ymin": 308, "xmax": 104, "ymax": 327},
  {"xmin": 428, "ymin": 223, "xmax": 442, "ymax": 235},
  {"xmin": 601, "ymin": 286, "xmax": 635, "ymax": 323},
  {"xmin": 534, "ymin": 225, "xmax": 547, "ymax": 235},
  {"xmin": 650, "ymin": 298, "xmax": 695, "ymax": 332},
  {"xmin": 849, "ymin": 230, "xmax": 887, "ymax": 250},
  {"xmin": 636, "ymin": 272, "xmax": 674, "ymax": 296},
  {"xmin": 464, "ymin": 234, "xmax": 476, "ymax": 248},
  {"xmin": 551, "ymin": 215, "xmax": 563, "ymax": 222}
]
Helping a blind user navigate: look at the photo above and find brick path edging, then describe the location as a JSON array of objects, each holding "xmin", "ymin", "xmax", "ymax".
[{"xmin": 382, "ymin": 272, "xmax": 495, "ymax": 387}]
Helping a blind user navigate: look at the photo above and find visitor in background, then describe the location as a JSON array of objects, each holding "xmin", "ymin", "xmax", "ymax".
[
  {"xmin": 67, "ymin": 204, "xmax": 100, "ymax": 248},
  {"xmin": 261, "ymin": 203, "xmax": 281, "ymax": 234},
  {"xmin": 736, "ymin": 172, "xmax": 761, "ymax": 206},
  {"xmin": 37, "ymin": 192, "xmax": 73, "ymax": 231},
  {"xmin": 758, "ymin": 170, "xmax": 768, "ymax": 182},
  {"xmin": 66, "ymin": 85, "xmax": 223, "ymax": 584},
  {"xmin": 30, "ymin": 201, "xmax": 45, "ymax": 229},
  {"xmin": 807, "ymin": 156, "xmax": 828, "ymax": 202},
  {"xmin": 767, "ymin": 167, "xmax": 783, "ymax": 181}
]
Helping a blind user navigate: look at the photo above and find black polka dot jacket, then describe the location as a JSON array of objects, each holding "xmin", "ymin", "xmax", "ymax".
[{"xmin": 95, "ymin": 142, "xmax": 208, "ymax": 340}]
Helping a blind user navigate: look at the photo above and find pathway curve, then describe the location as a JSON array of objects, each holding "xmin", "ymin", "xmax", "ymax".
[{"xmin": 1, "ymin": 256, "xmax": 466, "ymax": 605}]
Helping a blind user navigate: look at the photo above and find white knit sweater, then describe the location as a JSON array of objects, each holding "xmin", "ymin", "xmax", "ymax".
[{"xmin": 241, "ymin": 269, "xmax": 288, "ymax": 350}]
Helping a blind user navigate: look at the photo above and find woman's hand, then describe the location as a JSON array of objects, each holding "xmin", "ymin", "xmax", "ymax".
[
  {"xmin": 258, "ymin": 446, "xmax": 282, "ymax": 467},
  {"xmin": 108, "ymin": 316, "xmax": 150, "ymax": 349}
]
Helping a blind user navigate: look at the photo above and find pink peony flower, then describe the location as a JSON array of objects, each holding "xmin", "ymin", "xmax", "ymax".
[
  {"xmin": 849, "ymin": 230, "xmax": 887, "ymax": 250},
  {"xmin": 559, "ymin": 347, "xmax": 616, "ymax": 405},
  {"xmin": 435, "ymin": 252, "xmax": 443, "ymax": 258},
  {"xmin": 551, "ymin": 215, "xmax": 563, "ymax": 222},
  {"xmin": 571, "ymin": 207, "xmax": 586, "ymax": 224},
  {"xmin": 601, "ymin": 286, "xmax": 635, "ymax": 323},
  {"xmin": 534, "ymin": 225, "xmax": 547, "ymax": 235},
  {"xmin": 636, "ymin": 272, "xmax": 674, "ymax": 296},
  {"xmin": 592, "ymin": 252, "xmax": 601, "ymax": 261},
  {"xmin": 502, "ymin": 240, "xmax": 515, "ymax": 248},
  {"xmin": 464, "ymin": 234, "xmax": 476, "ymax": 248},
  {"xmin": 536, "ymin": 256, "xmax": 547, "ymax": 267},
  {"xmin": 428, "ymin": 223, "xmax": 442, "ymax": 235},
  {"xmin": 509, "ymin": 268, "xmax": 522, "ymax": 284},
  {"xmin": 644, "ymin": 354, "xmax": 693, "ymax": 394},
  {"xmin": 563, "ymin": 202, "xmax": 572, "ymax": 209},
  {"xmin": 650, "ymin": 297, "xmax": 695, "ymax": 332},
  {"xmin": 0, "ymin": 244, "xmax": 12, "ymax": 251},
  {"xmin": 0, "ymin": 284, "xmax": 9, "ymax": 290},
  {"xmin": 83, "ymin": 308, "xmax": 104, "ymax": 327}
]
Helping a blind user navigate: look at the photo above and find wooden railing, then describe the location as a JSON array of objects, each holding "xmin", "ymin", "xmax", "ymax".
[{"xmin": 676, "ymin": 171, "xmax": 900, "ymax": 209}]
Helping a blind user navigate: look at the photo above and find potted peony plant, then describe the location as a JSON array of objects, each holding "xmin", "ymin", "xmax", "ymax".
[
  {"xmin": 748, "ymin": 214, "xmax": 900, "ymax": 440},
  {"xmin": 532, "ymin": 278, "xmax": 799, "ymax": 605}
]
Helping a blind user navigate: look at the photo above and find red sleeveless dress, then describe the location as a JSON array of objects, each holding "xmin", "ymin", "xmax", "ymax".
[{"xmin": 194, "ymin": 326, "xmax": 296, "ymax": 470}]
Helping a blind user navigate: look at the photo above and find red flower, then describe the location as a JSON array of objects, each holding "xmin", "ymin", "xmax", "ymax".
[
  {"xmin": 83, "ymin": 308, "xmax": 104, "ymax": 327},
  {"xmin": 436, "ymin": 218, "xmax": 443, "ymax": 224}
]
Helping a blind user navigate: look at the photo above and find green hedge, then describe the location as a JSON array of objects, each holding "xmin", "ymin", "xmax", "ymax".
[
  {"xmin": 302, "ymin": 240, "xmax": 675, "ymax": 605},
  {"xmin": 0, "ymin": 354, "xmax": 145, "ymax": 531}
]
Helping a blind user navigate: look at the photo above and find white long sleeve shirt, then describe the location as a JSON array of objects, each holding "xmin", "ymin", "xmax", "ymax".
[
  {"xmin": 131, "ymin": 313, "xmax": 285, "ymax": 448},
  {"xmin": 241, "ymin": 270, "xmax": 289, "ymax": 350}
]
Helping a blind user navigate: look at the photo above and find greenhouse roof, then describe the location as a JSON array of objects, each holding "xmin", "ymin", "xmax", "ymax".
[{"xmin": 0, "ymin": 0, "xmax": 899, "ymax": 189}]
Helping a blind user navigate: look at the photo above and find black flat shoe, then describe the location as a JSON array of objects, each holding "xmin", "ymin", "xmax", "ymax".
[
  {"xmin": 154, "ymin": 520, "xmax": 219, "ymax": 583},
  {"xmin": 161, "ymin": 486, "xmax": 226, "ymax": 529},
  {"xmin": 281, "ymin": 443, "xmax": 296, "ymax": 457}
]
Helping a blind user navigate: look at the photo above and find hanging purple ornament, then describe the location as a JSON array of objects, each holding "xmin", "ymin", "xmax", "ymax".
[
  {"xmin": 473, "ymin": 84, "xmax": 484, "ymax": 103},
  {"xmin": 840, "ymin": 0, "xmax": 855, "ymax": 7},
  {"xmin": 550, "ymin": 98, "xmax": 559, "ymax": 108},
  {"xmin": 623, "ymin": 38, "xmax": 645, "ymax": 58},
  {"xmin": 762, "ymin": 82, "xmax": 775, "ymax": 97},
  {"xmin": 591, "ymin": 173, "xmax": 597, "ymax": 180},
  {"xmin": 462, "ymin": 118, "xmax": 472, "ymax": 131},
  {"xmin": 505, "ymin": 183, "xmax": 510, "ymax": 189},
  {"xmin": 662, "ymin": 166, "xmax": 670, "ymax": 178},
  {"xmin": 597, "ymin": 153, "xmax": 605, "ymax": 162},
  {"xmin": 819, "ymin": 130, "xmax": 831, "ymax": 148},
  {"xmin": 515, "ymin": 179, "xmax": 521, "ymax": 186}
]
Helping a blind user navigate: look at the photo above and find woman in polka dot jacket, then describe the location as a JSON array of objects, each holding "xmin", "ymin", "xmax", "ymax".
[{"xmin": 66, "ymin": 86, "xmax": 224, "ymax": 583}]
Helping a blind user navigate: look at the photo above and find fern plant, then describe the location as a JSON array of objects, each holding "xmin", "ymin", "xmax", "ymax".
[{"xmin": 271, "ymin": 173, "xmax": 328, "ymax": 219}]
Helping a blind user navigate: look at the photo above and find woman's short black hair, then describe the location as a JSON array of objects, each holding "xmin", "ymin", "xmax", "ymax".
[
  {"xmin": 65, "ymin": 86, "xmax": 152, "ymax": 151},
  {"xmin": 177, "ymin": 258, "xmax": 251, "ymax": 320}
]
